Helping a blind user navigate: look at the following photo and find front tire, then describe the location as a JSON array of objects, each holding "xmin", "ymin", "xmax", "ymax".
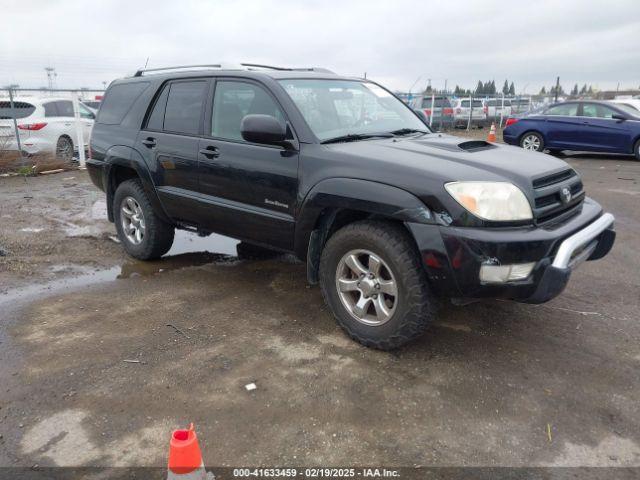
[
  {"xmin": 319, "ymin": 220, "xmax": 436, "ymax": 350},
  {"xmin": 520, "ymin": 131, "xmax": 544, "ymax": 152},
  {"xmin": 634, "ymin": 139, "xmax": 640, "ymax": 161},
  {"xmin": 113, "ymin": 179, "xmax": 175, "ymax": 260}
]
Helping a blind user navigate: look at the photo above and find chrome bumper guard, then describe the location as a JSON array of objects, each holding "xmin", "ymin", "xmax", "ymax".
[{"xmin": 552, "ymin": 213, "xmax": 615, "ymax": 269}]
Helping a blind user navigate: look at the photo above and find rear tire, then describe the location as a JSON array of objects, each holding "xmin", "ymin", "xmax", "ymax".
[
  {"xmin": 319, "ymin": 220, "xmax": 436, "ymax": 350},
  {"xmin": 55, "ymin": 136, "xmax": 73, "ymax": 162},
  {"xmin": 113, "ymin": 179, "xmax": 174, "ymax": 260},
  {"xmin": 520, "ymin": 131, "xmax": 544, "ymax": 152}
]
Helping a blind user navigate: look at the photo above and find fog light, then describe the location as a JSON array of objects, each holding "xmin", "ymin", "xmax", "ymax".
[{"xmin": 479, "ymin": 262, "xmax": 535, "ymax": 283}]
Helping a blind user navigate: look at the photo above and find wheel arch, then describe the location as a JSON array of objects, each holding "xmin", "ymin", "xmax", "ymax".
[
  {"xmin": 104, "ymin": 146, "xmax": 170, "ymax": 223},
  {"xmin": 296, "ymin": 178, "xmax": 435, "ymax": 284},
  {"xmin": 519, "ymin": 129, "xmax": 546, "ymax": 148}
]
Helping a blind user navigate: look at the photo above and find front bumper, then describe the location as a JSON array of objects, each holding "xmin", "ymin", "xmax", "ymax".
[{"xmin": 407, "ymin": 198, "xmax": 615, "ymax": 303}]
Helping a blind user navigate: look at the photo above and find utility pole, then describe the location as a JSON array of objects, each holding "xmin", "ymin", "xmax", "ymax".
[
  {"xmin": 45, "ymin": 67, "xmax": 57, "ymax": 90},
  {"xmin": 444, "ymin": 79, "xmax": 448, "ymax": 94},
  {"xmin": 554, "ymin": 76, "xmax": 560, "ymax": 103}
]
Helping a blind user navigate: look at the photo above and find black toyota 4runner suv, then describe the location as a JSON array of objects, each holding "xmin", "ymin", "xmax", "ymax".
[{"xmin": 88, "ymin": 64, "xmax": 615, "ymax": 350}]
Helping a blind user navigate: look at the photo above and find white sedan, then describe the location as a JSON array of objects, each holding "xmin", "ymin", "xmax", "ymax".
[{"xmin": 0, "ymin": 97, "xmax": 95, "ymax": 160}]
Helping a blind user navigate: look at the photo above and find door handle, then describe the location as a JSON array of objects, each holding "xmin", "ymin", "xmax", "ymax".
[
  {"xmin": 199, "ymin": 146, "xmax": 220, "ymax": 158},
  {"xmin": 141, "ymin": 137, "xmax": 156, "ymax": 148}
]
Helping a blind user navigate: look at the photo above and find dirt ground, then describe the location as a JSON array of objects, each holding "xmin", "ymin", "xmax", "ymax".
[{"xmin": 1, "ymin": 143, "xmax": 639, "ymax": 473}]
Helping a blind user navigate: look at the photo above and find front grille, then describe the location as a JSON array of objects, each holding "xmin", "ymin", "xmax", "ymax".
[{"xmin": 532, "ymin": 169, "xmax": 584, "ymax": 225}]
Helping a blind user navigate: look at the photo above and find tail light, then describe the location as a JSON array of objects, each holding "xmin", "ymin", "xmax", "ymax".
[
  {"xmin": 18, "ymin": 122, "xmax": 47, "ymax": 131},
  {"xmin": 505, "ymin": 118, "xmax": 518, "ymax": 127},
  {"xmin": 443, "ymin": 108, "xmax": 453, "ymax": 116},
  {"xmin": 424, "ymin": 108, "xmax": 431, "ymax": 115}
]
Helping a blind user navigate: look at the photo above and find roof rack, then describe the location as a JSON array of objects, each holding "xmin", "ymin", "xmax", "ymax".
[
  {"xmin": 240, "ymin": 63, "xmax": 335, "ymax": 74},
  {"xmin": 133, "ymin": 64, "xmax": 224, "ymax": 77},
  {"xmin": 133, "ymin": 63, "xmax": 335, "ymax": 77}
]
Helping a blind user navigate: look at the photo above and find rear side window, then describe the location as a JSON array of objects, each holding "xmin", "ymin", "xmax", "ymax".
[
  {"xmin": 546, "ymin": 104, "xmax": 578, "ymax": 116},
  {"xmin": 97, "ymin": 82, "xmax": 149, "ymax": 125},
  {"xmin": 0, "ymin": 101, "xmax": 35, "ymax": 119},
  {"xmin": 55, "ymin": 101, "xmax": 74, "ymax": 117},
  {"xmin": 163, "ymin": 81, "xmax": 207, "ymax": 135},
  {"xmin": 43, "ymin": 102, "xmax": 58, "ymax": 117},
  {"xmin": 146, "ymin": 84, "xmax": 170, "ymax": 131}
]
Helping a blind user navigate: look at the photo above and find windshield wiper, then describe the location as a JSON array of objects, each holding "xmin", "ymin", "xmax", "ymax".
[
  {"xmin": 388, "ymin": 128, "xmax": 429, "ymax": 136},
  {"xmin": 320, "ymin": 133, "xmax": 394, "ymax": 144}
]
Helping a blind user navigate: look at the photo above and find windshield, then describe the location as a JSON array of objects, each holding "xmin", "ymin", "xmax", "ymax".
[{"xmin": 278, "ymin": 79, "xmax": 429, "ymax": 141}]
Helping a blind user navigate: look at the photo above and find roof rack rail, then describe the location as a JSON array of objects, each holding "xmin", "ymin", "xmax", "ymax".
[
  {"xmin": 241, "ymin": 63, "xmax": 335, "ymax": 74},
  {"xmin": 133, "ymin": 64, "xmax": 224, "ymax": 77},
  {"xmin": 132, "ymin": 63, "xmax": 336, "ymax": 77}
]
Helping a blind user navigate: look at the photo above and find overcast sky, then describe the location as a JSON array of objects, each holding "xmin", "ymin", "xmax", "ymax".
[{"xmin": 1, "ymin": 0, "xmax": 638, "ymax": 93}]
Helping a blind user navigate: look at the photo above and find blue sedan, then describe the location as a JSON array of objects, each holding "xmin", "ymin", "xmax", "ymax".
[{"xmin": 503, "ymin": 101, "xmax": 640, "ymax": 160}]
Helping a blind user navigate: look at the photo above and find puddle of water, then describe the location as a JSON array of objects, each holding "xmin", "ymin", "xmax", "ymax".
[{"xmin": 0, "ymin": 230, "xmax": 242, "ymax": 309}]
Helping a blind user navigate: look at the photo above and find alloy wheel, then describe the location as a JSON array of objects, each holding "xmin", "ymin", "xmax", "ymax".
[
  {"xmin": 522, "ymin": 134, "xmax": 541, "ymax": 151},
  {"xmin": 335, "ymin": 249, "xmax": 398, "ymax": 326},
  {"xmin": 120, "ymin": 196, "xmax": 146, "ymax": 245}
]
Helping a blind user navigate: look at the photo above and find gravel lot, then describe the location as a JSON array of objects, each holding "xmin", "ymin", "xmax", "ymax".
[{"xmin": 1, "ymin": 143, "xmax": 639, "ymax": 473}]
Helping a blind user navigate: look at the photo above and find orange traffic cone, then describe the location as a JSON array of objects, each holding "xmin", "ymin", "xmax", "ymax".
[
  {"xmin": 487, "ymin": 122, "xmax": 497, "ymax": 142},
  {"xmin": 167, "ymin": 423, "xmax": 213, "ymax": 479}
]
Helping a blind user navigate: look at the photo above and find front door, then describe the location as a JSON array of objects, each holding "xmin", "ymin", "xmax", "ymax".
[
  {"xmin": 197, "ymin": 79, "xmax": 298, "ymax": 250},
  {"xmin": 579, "ymin": 103, "xmax": 631, "ymax": 153},
  {"xmin": 135, "ymin": 79, "xmax": 209, "ymax": 224}
]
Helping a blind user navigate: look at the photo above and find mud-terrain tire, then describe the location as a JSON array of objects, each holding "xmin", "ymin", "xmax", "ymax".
[
  {"xmin": 56, "ymin": 136, "xmax": 73, "ymax": 161},
  {"xmin": 319, "ymin": 220, "xmax": 436, "ymax": 350},
  {"xmin": 113, "ymin": 179, "xmax": 174, "ymax": 260}
]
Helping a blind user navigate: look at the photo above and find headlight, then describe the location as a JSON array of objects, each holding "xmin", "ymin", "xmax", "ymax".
[{"xmin": 444, "ymin": 181, "xmax": 532, "ymax": 221}]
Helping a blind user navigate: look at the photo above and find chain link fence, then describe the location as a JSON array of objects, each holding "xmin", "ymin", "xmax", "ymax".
[{"xmin": 0, "ymin": 88, "xmax": 104, "ymax": 174}]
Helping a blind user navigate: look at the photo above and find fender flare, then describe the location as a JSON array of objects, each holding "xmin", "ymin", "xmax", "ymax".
[
  {"xmin": 104, "ymin": 146, "xmax": 170, "ymax": 223},
  {"xmin": 295, "ymin": 178, "xmax": 435, "ymax": 283}
]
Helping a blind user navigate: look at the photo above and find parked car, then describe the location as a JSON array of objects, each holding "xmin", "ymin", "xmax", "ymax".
[
  {"xmin": 610, "ymin": 98, "xmax": 640, "ymax": 113},
  {"xmin": 88, "ymin": 65, "xmax": 615, "ymax": 349},
  {"xmin": 450, "ymin": 98, "xmax": 487, "ymax": 127},
  {"xmin": 82, "ymin": 100, "xmax": 102, "ymax": 111},
  {"xmin": 509, "ymin": 98, "xmax": 533, "ymax": 114},
  {"xmin": 0, "ymin": 97, "xmax": 95, "ymax": 160},
  {"xmin": 485, "ymin": 98, "xmax": 512, "ymax": 120},
  {"xmin": 503, "ymin": 100, "xmax": 640, "ymax": 159},
  {"xmin": 409, "ymin": 95, "xmax": 454, "ymax": 129}
]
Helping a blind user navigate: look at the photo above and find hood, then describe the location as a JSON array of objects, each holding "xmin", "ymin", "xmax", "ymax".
[{"xmin": 323, "ymin": 133, "xmax": 572, "ymax": 201}]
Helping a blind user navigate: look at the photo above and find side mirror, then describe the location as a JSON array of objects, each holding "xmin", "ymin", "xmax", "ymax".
[
  {"xmin": 612, "ymin": 113, "xmax": 626, "ymax": 122},
  {"xmin": 241, "ymin": 114, "xmax": 287, "ymax": 146}
]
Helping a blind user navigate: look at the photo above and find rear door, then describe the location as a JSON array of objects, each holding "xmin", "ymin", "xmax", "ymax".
[
  {"xmin": 579, "ymin": 103, "xmax": 631, "ymax": 153},
  {"xmin": 543, "ymin": 103, "xmax": 582, "ymax": 149},
  {"xmin": 197, "ymin": 78, "xmax": 298, "ymax": 250},
  {"xmin": 135, "ymin": 79, "xmax": 209, "ymax": 224}
]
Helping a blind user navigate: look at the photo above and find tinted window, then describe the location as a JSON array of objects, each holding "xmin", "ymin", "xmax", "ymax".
[
  {"xmin": 546, "ymin": 104, "xmax": 578, "ymax": 116},
  {"xmin": 43, "ymin": 102, "xmax": 58, "ymax": 117},
  {"xmin": 163, "ymin": 81, "xmax": 207, "ymax": 135},
  {"xmin": 97, "ymin": 82, "xmax": 149, "ymax": 125},
  {"xmin": 212, "ymin": 81, "xmax": 285, "ymax": 141},
  {"xmin": 55, "ymin": 101, "xmax": 74, "ymax": 117},
  {"xmin": 0, "ymin": 101, "xmax": 36, "ymax": 119},
  {"xmin": 421, "ymin": 98, "xmax": 450, "ymax": 108},
  {"xmin": 461, "ymin": 100, "xmax": 483, "ymax": 108},
  {"xmin": 146, "ymin": 84, "xmax": 170, "ymax": 131}
]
